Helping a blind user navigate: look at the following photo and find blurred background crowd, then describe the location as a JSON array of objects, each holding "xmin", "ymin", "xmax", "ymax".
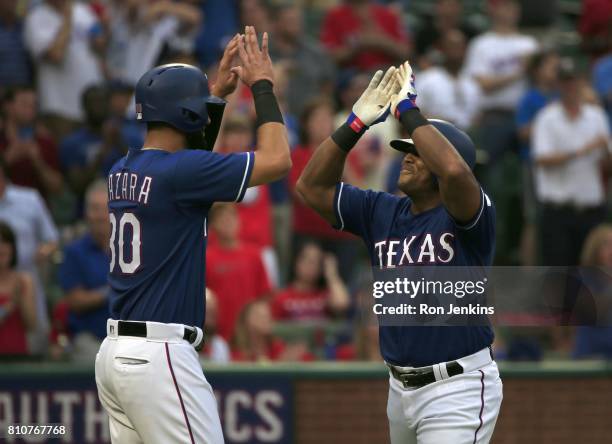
[{"xmin": 0, "ymin": 0, "xmax": 611, "ymax": 364}]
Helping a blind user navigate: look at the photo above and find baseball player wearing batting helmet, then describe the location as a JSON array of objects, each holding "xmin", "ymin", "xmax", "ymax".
[
  {"xmin": 95, "ymin": 27, "xmax": 291, "ymax": 444},
  {"xmin": 297, "ymin": 62, "xmax": 502, "ymax": 443}
]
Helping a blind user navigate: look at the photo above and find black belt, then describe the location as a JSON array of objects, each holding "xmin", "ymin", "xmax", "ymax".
[
  {"xmin": 388, "ymin": 361, "xmax": 463, "ymax": 389},
  {"xmin": 117, "ymin": 321, "xmax": 203, "ymax": 351}
]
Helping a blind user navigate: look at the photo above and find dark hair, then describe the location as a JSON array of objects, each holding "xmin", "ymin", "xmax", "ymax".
[
  {"xmin": 3, "ymin": 85, "xmax": 35, "ymax": 103},
  {"xmin": 81, "ymin": 84, "xmax": 109, "ymax": 109},
  {"xmin": 0, "ymin": 156, "xmax": 8, "ymax": 179},
  {"xmin": 526, "ymin": 49, "xmax": 557, "ymax": 83},
  {"xmin": 298, "ymin": 97, "xmax": 334, "ymax": 145},
  {"xmin": 0, "ymin": 221, "xmax": 18, "ymax": 268},
  {"xmin": 289, "ymin": 240, "xmax": 326, "ymax": 289}
]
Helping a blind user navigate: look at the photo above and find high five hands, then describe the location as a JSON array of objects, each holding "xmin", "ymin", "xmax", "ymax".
[
  {"xmin": 351, "ymin": 60, "xmax": 419, "ymax": 128},
  {"xmin": 230, "ymin": 26, "xmax": 274, "ymax": 87}
]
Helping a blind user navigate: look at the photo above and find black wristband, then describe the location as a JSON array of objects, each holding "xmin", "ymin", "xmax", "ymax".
[
  {"xmin": 331, "ymin": 122, "xmax": 363, "ymax": 153},
  {"xmin": 251, "ymin": 80, "xmax": 284, "ymax": 127},
  {"xmin": 398, "ymin": 109, "xmax": 429, "ymax": 135}
]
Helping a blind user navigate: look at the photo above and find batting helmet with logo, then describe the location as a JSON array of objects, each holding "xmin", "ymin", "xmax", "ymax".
[
  {"xmin": 135, "ymin": 63, "xmax": 223, "ymax": 134},
  {"xmin": 389, "ymin": 119, "xmax": 476, "ymax": 169}
]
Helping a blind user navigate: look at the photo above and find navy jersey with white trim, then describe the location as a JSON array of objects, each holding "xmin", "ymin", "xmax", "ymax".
[
  {"xmin": 334, "ymin": 182, "xmax": 495, "ymax": 367},
  {"xmin": 107, "ymin": 148, "xmax": 254, "ymax": 327}
]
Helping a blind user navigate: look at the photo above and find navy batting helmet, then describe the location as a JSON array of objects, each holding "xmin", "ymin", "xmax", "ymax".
[
  {"xmin": 390, "ymin": 119, "xmax": 476, "ymax": 169},
  {"xmin": 135, "ymin": 63, "xmax": 222, "ymax": 133}
]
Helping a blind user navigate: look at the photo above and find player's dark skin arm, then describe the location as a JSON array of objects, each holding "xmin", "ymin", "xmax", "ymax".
[
  {"xmin": 408, "ymin": 122, "xmax": 481, "ymax": 224},
  {"xmin": 296, "ymin": 137, "xmax": 347, "ymax": 225}
]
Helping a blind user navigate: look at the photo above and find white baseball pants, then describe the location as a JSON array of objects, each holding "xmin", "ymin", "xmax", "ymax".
[
  {"xmin": 95, "ymin": 320, "xmax": 224, "ymax": 444},
  {"xmin": 387, "ymin": 348, "xmax": 503, "ymax": 444}
]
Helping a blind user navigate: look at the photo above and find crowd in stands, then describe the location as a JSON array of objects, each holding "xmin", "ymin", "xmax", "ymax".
[{"xmin": 0, "ymin": 0, "xmax": 611, "ymax": 364}]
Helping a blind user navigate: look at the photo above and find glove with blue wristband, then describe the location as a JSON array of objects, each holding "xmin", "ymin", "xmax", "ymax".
[{"xmin": 332, "ymin": 66, "xmax": 398, "ymax": 152}]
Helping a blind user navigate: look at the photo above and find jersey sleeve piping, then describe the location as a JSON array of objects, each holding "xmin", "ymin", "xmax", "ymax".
[
  {"xmin": 333, "ymin": 182, "xmax": 345, "ymax": 231},
  {"xmin": 235, "ymin": 151, "xmax": 254, "ymax": 202},
  {"xmin": 456, "ymin": 188, "xmax": 489, "ymax": 231}
]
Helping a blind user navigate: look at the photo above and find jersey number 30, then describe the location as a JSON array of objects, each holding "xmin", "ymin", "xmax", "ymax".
[{"xmin": 109, "ymin": 212, "xmax": 141, "ymax": 273}]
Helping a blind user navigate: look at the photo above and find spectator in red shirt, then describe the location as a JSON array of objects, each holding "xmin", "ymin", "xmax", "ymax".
[
  {"xmin": 579, "ymin": 0, "xmax": 612, "ymax": 59},
  {"xmin": 231, "ymin": 299, "xmax": 313, "ymax": 362},
  {"xmin": 216, "ymin": 116, "xmax": 278, "ymax": 285},
  {"xmin": 206, "ymin": 203, "xmax": 271, "ymax": 340},
  {"xmin": 0, "ymin": 221, "xmax": 38, "ymax": 357},
  {"xmin": 272, "ymin": 242, "xmax": 350, "ymax": 321},
  {"xmin": 289, "ymin": 98, "xmax": 363, "ymax": 284},
  {"xmin": 320, "ymin": 0, "xmax": 410, "ymax": 71},
  {"xmin": 0, "ymin": 86, "xmax": 63, "ymax": 200}
]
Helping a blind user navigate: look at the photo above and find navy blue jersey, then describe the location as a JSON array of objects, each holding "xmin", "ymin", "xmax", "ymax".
[
  {"xmin": 107, "ymin": 148, "xmax": 254, "ymax": 327},
  {"xmin": 334, "ymin": 182, "xmax": 495, "ymax": 367}
]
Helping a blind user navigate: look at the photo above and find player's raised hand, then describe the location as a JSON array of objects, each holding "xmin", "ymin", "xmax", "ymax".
[
  {"xmin": 390, "ymin": 61, "xmax": 418, "ymax": 118},
  {"xmin": 230, "ymin": 26, "xmax": 274, "ymax": 87},
  {"xmin": 211, "ymin": 34, "xmax": 241, "ymax": 98},
  {"xmin": 349, "ymin": 66, "xmax": 398, "ymax": 129}
]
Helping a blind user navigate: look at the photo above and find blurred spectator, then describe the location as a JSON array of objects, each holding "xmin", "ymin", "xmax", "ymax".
[
  {"xmin": 106, "ymin": 0, "xmax": 202, "ymax": 85},
  {"xmin": 0, "ymin": 86, "xmax": 63, "ymax": 199},
  {"xmin": 272, "ymin": 242, "xmax": 350, "ymax": 322},
  {"xmin": 464, "ymin": 0, "xmax": 537, "ymax": 163},
  {"xmin": 578, "ymin": 0, "xmax": 612, "ymax": 60},
  {"xmin": 573, "ymin": 224, "xmax": 612, "ymax": 359},
  {"xmin": 515, "ymin": 51, "xmax": 559, "ymax": 265},
  {"xmin": 592, "ymin": 25, "xmax": 612, "ymax": 129},
  {"xmin": 414, "ymin": 0, "xmax": 479, "ymax": 59},
  {"xmin": 24, "ymin": 0, "xmax": 104, "ymax": 138},
  {"xmin": 268, "ymin": 3, "xmax": 335, "ymax": 117},
  {"xmin": 0, "ymin": 222, "xmax": 37, "ymax": 357},
  {"xmin": 0, "ymin": 158, "xmax": 58, "ymax": 348},
  {"xmin": 416, "ymin": 29, "xmax": 480, "ymax": 130},
  {"xmin": 532, "ymin": 60, "xmax": 611, "ymax": 266},
  {"xmin": 201, "ymin": 288, "xmax": 230, "ymax": 364},
  {"xmin": 232, "ymin": 299, "xmax": 313, "ymax": 362},
  {"xmin": 60, "ymin": 85, "xmax": 140, "ymax": 208},
  {"xmin": 206, "ymin": 203, "xmax": 271, "ymax": 341},
  {"xmin": 217, "ymin": 116, "xmax": 278, "ymax": 285},
  {"xmin": 320, "ymin": 0, "xmax": 410, "ymax": 71},
  {"xmin": 194, "ymin": 0, "xmax": 239, "ymax": 68},
  {"xmin": 0, "ymin": 0, "xmax": 32, "ymax": 90},
  {"xmin": 239, "ymin": 0, "xmax": 270, "ymax": 33},
  {"xmin": 58, "ymin": 180, "xmax": 110, "ymax": 362},
  {"xmin": 289, "ymin": 98, "xmax": 362, "ymax": 284},
  {"xmin": 217, "ymin": 117, "xmax": 270, "ymax": 249},
  {"xmin": 464, "ymin": 0, "xmax": 538, "ymax": 264}
]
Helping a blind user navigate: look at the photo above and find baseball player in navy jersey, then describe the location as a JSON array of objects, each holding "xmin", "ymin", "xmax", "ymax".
[
  {"xmin": 95, "ymin": 26, "xmax": 291, "ymax": 443},
  {"xmin": 297, "ymin": 62, "xmax": 502, "ymax": 443}
]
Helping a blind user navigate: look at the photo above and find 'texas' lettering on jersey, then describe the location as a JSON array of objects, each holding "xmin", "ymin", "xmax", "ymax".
[
  {"xmin": 108, "ymin": 171, "xmax": 153, "ymax": 204},
  {"xmin": 373, "ymin": 232, "xmax": 455, "ymax": 268}
]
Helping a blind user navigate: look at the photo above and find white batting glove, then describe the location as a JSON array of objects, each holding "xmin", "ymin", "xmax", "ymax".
[
  {"xmin": 345, "ymin": 66, "xmax": 398, "ymax": 133},
  {"xmin": 390, "ymin": 61, "xmax": 418, "ymax": 118}
]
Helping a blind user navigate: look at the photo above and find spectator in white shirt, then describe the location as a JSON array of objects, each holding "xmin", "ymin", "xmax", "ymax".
[
  {"xmin": 23, "ymin": 0, "xmax": 104, "ymax": 139},
  {"xmin": 464, "ymin": 0, "xmax": 538, "ymax": 264},
  {"xmin": 105, "ymin": 0, "xmax": 201, "ymax": 85},
  {"xmin": 532, "ymin": 59, "xmax": 611, "ymax": 266},
  {"xmin": 417, "ymin": 29, "xmax": 480, "ymax": 130}
]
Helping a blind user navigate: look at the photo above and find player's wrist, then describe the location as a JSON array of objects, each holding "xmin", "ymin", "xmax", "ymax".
[
  {"xmin": 251, "ymin": 80, "xmax": 283, "ymax": 127},
  {"xmin": 397, "ymin": 108, "xmax": 429, "ymax": 136},
  {"xmin": 331, "ymin": 120, "xmax": 364, "ymax": 153},
  {"xmin": 393, "ymin": 98, "xmax": 419, "ymax": 120}
]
